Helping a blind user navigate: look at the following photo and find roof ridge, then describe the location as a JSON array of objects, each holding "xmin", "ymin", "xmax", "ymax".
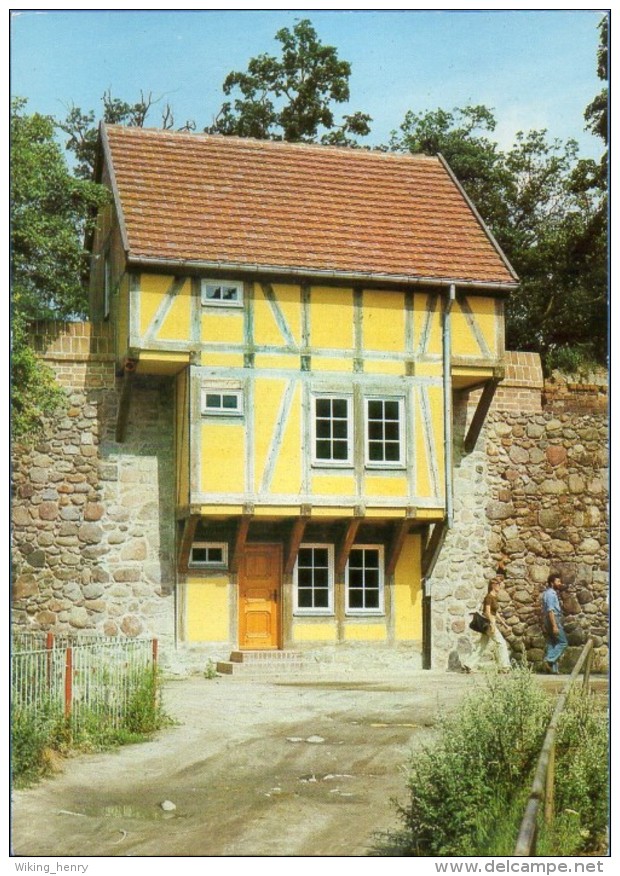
[{"xmin": 102, "ymin": 123, "xmax": 437, "ymax": 162}]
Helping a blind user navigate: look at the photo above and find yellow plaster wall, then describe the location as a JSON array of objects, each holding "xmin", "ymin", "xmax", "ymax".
[
  {"xmin": 186, "ymin": 576, "xmax": 229, "ymax": 642},
  {"xmin": 309, "ymin": 356, "xmax": 354, "ymax": 372},
  {"xmin": 200, "ymin": 422, "xmax": 245, "ymax": 493},
  {"xmin": 254, "ymin": 284, "xmax": 301, "ymax": 347},
  {"xmin": 310, "ymin": 287, "xmax": 354, "ymax": 350},
  {"xmin": 394, "ymin": 534, "xmax": 422, "ymax": 641},
  {"xmin": 200, "ymin": 351, "xmax": 245, "ymax": 369},
  {"xmin": 155, "ymin": 279, "xmax": 191, "ymax": 342},
  {"xmin": 364, "ymin": 474, "xmax": 408, "ymax": 498},
  {"xmin": 428, "ymin": 384, "xmax": 445, "ymax": 490},
  {"xmin": 363, "ymin": 290, "xmax": 406, "ymax": 353},
  {"xmin": 344, "ymin": 624, "xmax": 387, "ymax": 642},
  {"xmin": 253, "ymin": 377, "xmax": 289, "ymax": 493},
  {"xmin": 268, "ymin": 384, "xmax": 303, "ymax": 495},
  {"xmin": 292, "ymin": 621, "xmax": 338, "ymax": 643},
  {"xmin": 310, "ymin": 473, "xmax": 356, "ymax": 497},
  {"xmin": 139, "ymin": 275, "xmax": 173, "ymax": 336},
  {"xmin": 117, "ymin": 274, "xmax": 129, "ymax": 361},
  {"xmin": 201, "ymin": 311, "xmax": 244, "ymax": 345},
  {"xmin": 254, "ymin": 354, "xmax": 300, "ymax": 371},
  {"xmin": 363, "ymin": 359, "xmax": 404, "ymax": 376}
]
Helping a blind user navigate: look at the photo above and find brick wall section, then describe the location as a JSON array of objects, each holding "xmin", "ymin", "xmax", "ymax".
[{"xmin": 31, "ymin": 321, "xmax": 117, "ymax": 390}]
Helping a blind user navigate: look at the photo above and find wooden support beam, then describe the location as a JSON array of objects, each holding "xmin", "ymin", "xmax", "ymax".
[
  {"xmin": 464, "ymin": 379, "xmax": 500, "ymax": 453},
  {"xmin": 230, "ymin": 515, "xmax": 252, "ymax": 573},
  {"xmin": 336, "ymin": 518, "xmax": 361, "ymax": 578},
  {"xmin": 115, "ymin": 365, "xmax": 136, "ymax": 443},
  {"xmin": 385, "ymin": 519, "xmax": 411, "ymax": 577},
  {"xmin": 284, "ymin": 516, "xmax": 309, "ymax": 576},
  {"xmin": 421, "ymin": 520, "xmax": 448, "ymax": 580},
  {"xmin": 177, "ymin": 515, "xmax": 199, "ymax": 571}
]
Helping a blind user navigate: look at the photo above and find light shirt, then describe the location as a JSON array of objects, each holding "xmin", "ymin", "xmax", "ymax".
[{"xmin": 541, "ymin": 587, "xmax": 562, "ymax": 624}]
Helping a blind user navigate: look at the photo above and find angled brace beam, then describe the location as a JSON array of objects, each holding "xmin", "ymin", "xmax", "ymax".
[
  {"xmin": 284, "ymin": 516, "xmax": 309, "ymax": 577},
  {"xmin": 385, "ymin": 519, "xmax": 412, "ymax": 578},
  {"xmin": 463, "ymin": 378, "xmax": 500, "ymax": 454},
  {"xmin": 177, "ymin": 515, "xmax": 200, "ymax": 572},
  {"xmin": 421, "ymin": 520, "xmax": 448, "ymax": 581},
  {"xmin": 336, "ymin": 518, "xmax": 362, "ymax": 578},
  {"xmin": 230, "ymin": 515, "xmax": 252, "ymax": 574}
]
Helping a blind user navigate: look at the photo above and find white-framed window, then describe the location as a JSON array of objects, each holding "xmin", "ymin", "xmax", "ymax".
[
  {"xmin": 201, "ymin": 279, "xmax": 243, "ymax": 307},
  {"xmin": 189, "ymin": 542, "xmax": 228, "ymax": 568},
  {"xmin": 201, "ymin": 388, "xmax": 244, "ymax": 416},
  {"xmin": 312, "ymin": 395, "xmax": 353, "ymax": 466},
  {"xmin": 365, "ymin": 397, "xmax": 405, "ymax": 467},
  {"xmin": 346, "ymin": 545, "xmax": 384, "ymax": 614},
  {"xmin": 294, "ymin": 544, "xmax": 334, "ymax": 614}
]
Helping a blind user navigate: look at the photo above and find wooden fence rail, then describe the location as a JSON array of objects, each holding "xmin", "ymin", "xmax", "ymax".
[{"xmin": 514, "ymin": 639, "xmax": 594, "ymax": 856}]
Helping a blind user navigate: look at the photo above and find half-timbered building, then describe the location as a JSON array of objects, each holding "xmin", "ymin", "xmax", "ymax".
[{"xmin": 90, "ymin": 125, "xmax": 518, "ymax": 663}]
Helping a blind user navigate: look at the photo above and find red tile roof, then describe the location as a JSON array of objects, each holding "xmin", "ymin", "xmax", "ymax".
[{"xmin": 101, "ymin": 125, "xmax": 517, "ymax": 287}]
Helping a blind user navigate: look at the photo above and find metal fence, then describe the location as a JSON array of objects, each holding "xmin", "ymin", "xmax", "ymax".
[
  {"xmin": 513, "ymin": 639, "xmax": 594, "ymax": 856},
  {"xmin": 11, "ymin": 634, "xmax": 158, "ymax": 731}
]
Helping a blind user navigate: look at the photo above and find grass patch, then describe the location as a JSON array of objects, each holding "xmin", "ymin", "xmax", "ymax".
[{"xmin": 12, "ymin": 668, "xmax": 169, "ymax": 786}]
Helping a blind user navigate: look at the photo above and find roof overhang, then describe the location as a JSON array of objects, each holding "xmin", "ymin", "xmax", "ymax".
[{"xmin": 125, "ymin": 255, "xmax": 519, "ymax": 295}]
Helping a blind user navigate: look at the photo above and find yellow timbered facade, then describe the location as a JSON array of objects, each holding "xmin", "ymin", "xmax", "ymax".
[{"xmin": 91, "ymin": 125, "xmax": 518, "ymax": 661}]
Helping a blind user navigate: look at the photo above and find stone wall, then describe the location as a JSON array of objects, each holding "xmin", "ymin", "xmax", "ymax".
[
  {"xmin": 431, "ymin": 354, "xmax": 609, "ymax": 672},
  {"xmin": 12, "ymin": 327, "xmax": 609, "ymax": 674},
  {"xmin": 11, "ymin": 322, "xmax": 176, "ymax": 649}
]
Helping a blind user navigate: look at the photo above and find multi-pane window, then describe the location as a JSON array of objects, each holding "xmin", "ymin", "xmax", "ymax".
[
  {"xmin": 190, "ymin": 542, "xmax": 228, "ymax": 568},
  {"xmin": 366, "ymin": 398, "xmax": 404, "ymax": 466},
  {"xmin": 201, "ymin": 389, "xmax": 243, "ymax": 416},
  {"xmin": 201, "ymin": 279, "xmax": 243, "ymax": 307},
  {"xmin": 313, "ymin": 396, "xmax": 352, "ymax": 464},
  {"xmin": 346, "ymin": 546, "xmax": 384, "ymax": 613},
  {"xmin": 294, "ymin": 545, "xmax": 334, "ymax": 613}
]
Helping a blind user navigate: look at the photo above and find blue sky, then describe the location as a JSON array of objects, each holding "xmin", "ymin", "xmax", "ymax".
[{"xmin": 11, "ymin": 8, "xmax": 605, "ymax": 160}]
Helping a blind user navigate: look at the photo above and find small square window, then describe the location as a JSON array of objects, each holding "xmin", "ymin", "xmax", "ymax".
[
  {"xmin": 201, "ymin": 389, "xmax": 243, "ymax": 416},
  {"xmin": 201, "ymin": 279, "xmax": 243, "ymax": 307},
  {"xmin": 190, "ymin": 542, "xmax": 228, "ymax": 568}
]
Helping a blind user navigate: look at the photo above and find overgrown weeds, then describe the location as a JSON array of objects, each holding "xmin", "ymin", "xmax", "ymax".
[
  {"xmin": 373, "ymin": 669, "xmax": 608, "ymax": 856},
  {"xmin": 11, "ymin": 668, "xmax": 169, "ymax": 786}
]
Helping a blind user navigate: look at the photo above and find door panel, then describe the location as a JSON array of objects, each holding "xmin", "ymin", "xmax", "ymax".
[{"xmin": 239, "ymin": 544, "xmax": 281, "ymax": 649}]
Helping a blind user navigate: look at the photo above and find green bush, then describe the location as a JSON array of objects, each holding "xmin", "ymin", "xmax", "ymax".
[
  {"xmin": 11, "ymin": 704, "xmax": 65, "ymax": 785},
  {"xmin": 390, "ymin": 669, "xmax": 550, "ymax": 856},
  {"xmin": 375, "ymin": 671, "xmax": 609, "ymax": 857}
]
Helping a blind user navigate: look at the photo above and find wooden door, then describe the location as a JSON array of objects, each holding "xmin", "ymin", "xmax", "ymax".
[{"xmin": 238, "ymin": 544, "xmax": 281, "ymax": 649}]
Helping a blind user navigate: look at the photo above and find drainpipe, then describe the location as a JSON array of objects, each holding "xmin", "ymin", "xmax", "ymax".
[
  {"xmin": 443, "ymin": 283, "xmax": 456, "ymax": 529},
  {"xmin": 422, "ymin": 283, "xmax": 456, "ymax": 669}
]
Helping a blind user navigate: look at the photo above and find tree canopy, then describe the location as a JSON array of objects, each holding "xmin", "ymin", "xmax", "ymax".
[
  {"xmin": 10, "ymin": 97, "xmax": 107, "ymax": 437},
  {"xmin": 207, "ymin": 19, "xmax": 371, "ymax": 145}
]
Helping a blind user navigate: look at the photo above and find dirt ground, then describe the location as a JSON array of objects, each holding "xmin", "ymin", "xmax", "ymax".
[{"xmin": 11, "ymin": 670, "xmax": 569, "ymax": 858}]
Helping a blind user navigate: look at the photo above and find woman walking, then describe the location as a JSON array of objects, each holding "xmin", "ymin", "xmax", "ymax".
[{"xmin": 462, "ymin": 577, "xmax": 511, "ymax": 673}]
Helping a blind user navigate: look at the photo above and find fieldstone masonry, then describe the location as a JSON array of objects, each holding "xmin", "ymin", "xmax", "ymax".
[
  {"xmin": 432, "ymin": 355, "xmax": 608, "ymax": 672},
  {"xmin": 12, "ymin": 327, "xmax": 609, "ymax": 673},
  {"xmin": 12, "ymin": 322, "xmax": 176, "ymax": 650}
]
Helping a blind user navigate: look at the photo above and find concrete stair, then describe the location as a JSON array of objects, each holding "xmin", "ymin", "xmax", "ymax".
[{"xmin": 216, "ymin": 650, "xmax": 307, "ymax": 677}]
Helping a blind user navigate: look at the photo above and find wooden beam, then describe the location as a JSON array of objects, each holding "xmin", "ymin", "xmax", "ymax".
[
  {"xmin": 464, "ymin": 379, "xmax": 500, "ymax": 453},
  {"xmin": 385, "ymin": 519, "xmax": 411, "ymax": 577},
  {"xmin": 177, "ymin": 515, "xmax": 199, "ymax": 571},
  {"xmin": 336, "ymin": 518, "xmax": 361, "ymax": 578},
  {"xmin": 421, "ymin": 520, "xmax": 448, "ymax": 580},
  {"xmin": 230, "ymin": 515, "xmax": 252, "ymax": 573},
  {"xmin": 115, "ymin": 365, "xmax": 136, "ymax": 443},
  {"xmin": 284, "ymin": 516, "xmax": 309, "ymax": 576}
]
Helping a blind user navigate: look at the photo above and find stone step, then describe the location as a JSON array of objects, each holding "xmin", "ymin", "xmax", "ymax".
[
  {"xmin": 229, "ymin": 649, "xmax": 304, "ymax": 664},
  {"xmin": 215, "ymin": 659, "xmax": 309, "ymax": 677}
]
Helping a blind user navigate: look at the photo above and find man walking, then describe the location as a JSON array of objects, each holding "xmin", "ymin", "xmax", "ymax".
[{"xmin": 541, "ymin": 573, "xmax": 568, "ymax": 673}]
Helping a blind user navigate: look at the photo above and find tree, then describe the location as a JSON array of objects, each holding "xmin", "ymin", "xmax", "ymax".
[
  {"xmin": 60, "ymin": 89, "xmax": 195, "ymax": 180},
  {"xmin": 10, "ymin": 98, "xmax": 108, "ymax": 436},
  {"xmin": 389, "ymin": 101, "xmax": 607, "ymax": 368},
  {"xmin": 208, "ymin": 19, "xmax": 371, "ymax": 144}
]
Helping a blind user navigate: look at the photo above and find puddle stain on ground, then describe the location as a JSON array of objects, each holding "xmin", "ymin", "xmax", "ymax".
[{"xmin": 64, "ymin": 804, "xmax": 178, "ymax": 821}]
